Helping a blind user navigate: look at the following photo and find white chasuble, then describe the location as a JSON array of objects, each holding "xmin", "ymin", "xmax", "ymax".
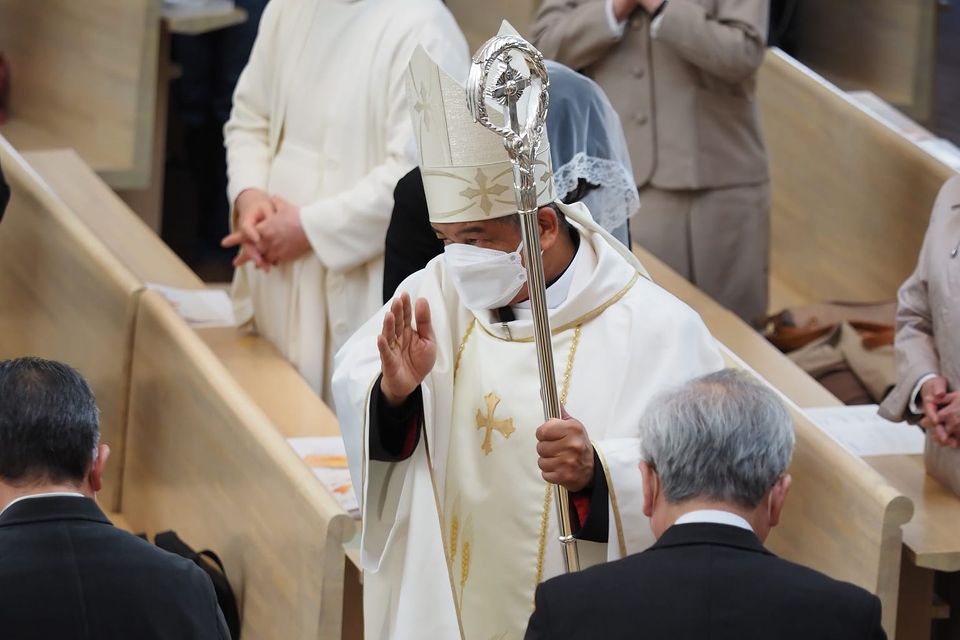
[
  {"xmin": 224, "ymin": 0, "xmax": 469, "ymax": 403},
  {"xmin": 333, "ymin": 203, "xmax": 726, "ymax": 640},
  {"xmin": 444, "ymin": 324, "xmax": 579, "ymax": 639}
]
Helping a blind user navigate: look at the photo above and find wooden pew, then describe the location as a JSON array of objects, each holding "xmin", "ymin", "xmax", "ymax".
[
  {"xmin": 14, "ymin": 144, "xmax": 359, "ymax": 638},
  {"xmin": 0, "ymin": 0, "xmax": 162, "ymax": 189},
  {"xmin": 0, "ymin": 1, "xmax": 248, "ymax": 230},
  {"xmin": 20, "ymin": 148, "xmax": 202, "ymax": 289},
  {"xmin": 725, "ymin": 351, "xmax": 913, "ymax": 636},
  {"xmin": 758, "ymin": 49, "xmax": 956, "ymax": 306},
  {"xmin": 787, "ymin": 0, "xmax": 938, "ymax": 121},
  {"xmin": 637, "ymin": 245, "xmax": 913, "ymax": 636},
  {"xmin": 124, "ymin": 291, "xmax": 355, "ymax": 640},
  {"xmin": 0, "ymin": 134, "xmax": 140, "ymax": 512}
]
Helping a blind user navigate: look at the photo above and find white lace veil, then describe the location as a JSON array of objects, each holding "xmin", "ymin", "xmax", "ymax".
[{"xmin": 545, "ymin": 61, "xmax": 639, "ymax": 246}]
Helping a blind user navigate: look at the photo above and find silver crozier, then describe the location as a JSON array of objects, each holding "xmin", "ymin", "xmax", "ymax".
[{"xmin": 466, "ymin": 35, "xmax": 580, "ymax": 573}]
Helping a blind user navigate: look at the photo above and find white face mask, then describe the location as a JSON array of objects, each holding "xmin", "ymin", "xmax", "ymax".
[{"xmin": 443, "ymin": 241, "xmax": 527, "ymax": 311}]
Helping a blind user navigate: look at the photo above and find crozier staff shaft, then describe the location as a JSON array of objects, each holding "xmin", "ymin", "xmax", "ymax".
[{"xmin": 466, "ymin": 35, "xmax": 581, "ymax": 574}]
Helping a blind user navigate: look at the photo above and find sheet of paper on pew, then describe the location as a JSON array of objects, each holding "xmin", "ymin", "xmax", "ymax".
[
  {"xmin": 286, "ymin": 437, "xmax": 360, "ymax": 519},
  {"xmin": 163, "ymin": 0, "xmax": 236, "ymax": 17},
  {"xmin": 805, "ymin": 405, "xmax": 926, "ymax": 457},
  {"xmin": 146, "ymin": 283, "xmax": 236, "ymax": 328}
]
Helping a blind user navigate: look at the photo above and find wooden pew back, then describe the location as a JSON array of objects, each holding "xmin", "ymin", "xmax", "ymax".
[
  {"xmin": 727, "ymin": 349, "xmax": 912, "ymax": 635},
  {"xmin": 787, "ymin": 0, "xmax": 937, "ymax": 120},
  {"xmin": 6, "ymin": 144, "xmax": 355, "ymax": 638},
  {"xmin": 21, "ymin": 148, "xmax": 202, "ymax": 289},
  {"xmin": 0, "ymin": 0, "xmax": 160, "ymax": 188},
  {"xmin": 0, "ymin": 135, "xmax": 141, "ymax": 511},
  {"xmin": 123, "ymin": 291, "xmax": 355, "ymax": 640},
  {"xmin": 758, "ymin": 49, "xmax": 955, "ymax": 304},
  {"xmin": 637, "ymin": 245, "xmax": 913, "ymax": 636}
]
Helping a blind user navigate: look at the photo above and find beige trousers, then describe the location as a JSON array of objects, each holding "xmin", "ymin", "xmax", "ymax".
[{"xmin": 630, "ymin": 182, "xmax": 770, "ymax": 325}]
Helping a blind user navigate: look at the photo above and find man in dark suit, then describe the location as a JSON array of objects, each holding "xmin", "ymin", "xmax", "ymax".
[
  {"xmin": 526, "ymin": 369, "xmax": 886, "ymax": 640},
  {"xmin": 0, "ymin": 162, "xmax": 9, "ymax": 222},
  {"xmin": 0, "ymin": 357, "xmax": 230, "ymax": 640}
]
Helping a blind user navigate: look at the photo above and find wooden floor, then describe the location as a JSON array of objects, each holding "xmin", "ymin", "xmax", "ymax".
[{"xmin": 933, "ymin": 3, "xmax": 960, "ymax": 145}]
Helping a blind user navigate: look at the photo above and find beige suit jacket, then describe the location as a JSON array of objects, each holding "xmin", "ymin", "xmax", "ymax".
[
  {"xmin": 880, "ymin": 174, "xmax": 960, "ymax": 422},
  {"xmin": 530, "ymin": 0, "xmax": 769, "ymax": 190},
  {"xmin": 879, "ymin": 175, "xmax": 960, "ymax": 495}
]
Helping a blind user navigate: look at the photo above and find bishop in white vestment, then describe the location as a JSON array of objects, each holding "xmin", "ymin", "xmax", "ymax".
[
  {"xmin": 332, "ymin": 43, "xmax": 725, "ymax": 640},
  {"xmin": 223, "ymin": 0, "xmax": 468, "ymax": 403}
]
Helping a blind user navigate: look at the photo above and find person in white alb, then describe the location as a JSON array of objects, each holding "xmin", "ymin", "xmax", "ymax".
[
  {"xmin": 222, "ymin": 0, "xmax": 469, "ymax": 404},
  {"xmin": 332, "ymin": 29, "xmax": 724, "ymax": 640}
]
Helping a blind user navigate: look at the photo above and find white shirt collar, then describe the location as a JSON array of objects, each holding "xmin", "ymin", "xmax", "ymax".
[
  {"xmin": 0, "ymin": 492, "xmax": 86, "ymax": 516},
  {"xmin": 674, "ymin": 509, "xmax": 754, "ymax": 532},
  {"xmin": 512, "ymin": 237, "xmax": 583, "ymax": 311}
]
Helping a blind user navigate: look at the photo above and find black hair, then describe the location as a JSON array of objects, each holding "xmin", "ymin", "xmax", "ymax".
[
  {"xmin": 499, "ymin": 202, "xmax": 571, "ymax": 230},
  {"xmin": 0, "ymin": 357, "xmax": 100, "ymax": 485},
  {"xmin": 561, "ymin": 178, "xmax": 599, "ymax": 205}
]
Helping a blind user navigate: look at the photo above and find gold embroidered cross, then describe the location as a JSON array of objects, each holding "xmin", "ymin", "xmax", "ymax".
[
  {"xmin": 475, "ymin": 392, "xmax": 515, "ymax": 455},
  {"xmin": 460, "ymin": 169, "xmax": 510, "ymax": 215}
]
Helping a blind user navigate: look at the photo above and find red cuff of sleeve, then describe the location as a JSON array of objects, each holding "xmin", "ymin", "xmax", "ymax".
[
  {"xmin": 571, "ymin": 492, "xmax": 591, "ymax": 529},
  {"xmin": 399, "ymin": 414, "xmax": 419, "ymax": 458}
]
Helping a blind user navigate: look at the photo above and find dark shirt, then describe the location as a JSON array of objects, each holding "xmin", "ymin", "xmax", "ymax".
[
  {"xmin": 383, "ymin": 168, "xmax": 443, "ymax": 302},
  {"xmin": 0, "ymin": 162, "xmax": 9, "ymax": 222}
]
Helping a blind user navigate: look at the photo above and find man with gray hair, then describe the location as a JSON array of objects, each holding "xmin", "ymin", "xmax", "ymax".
[
  {"xmin": 525, "ymin": 369, "xmax": 886, "ymax": 639},
  {"xmin": 0, "ymin": 357, "xmax": 230, "ymax": 639}
]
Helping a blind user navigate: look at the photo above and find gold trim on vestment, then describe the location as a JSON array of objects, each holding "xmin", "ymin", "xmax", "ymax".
[
  {"xmin": 363, "ymin": 373, "xmax": 466, "ymax": 639},
  {"xmin": 454, "ymin": 319, "xmax": 477, "ymax": 380},
  {"xmin": 477, "ymin": 272, "xmax": 641, "ymax": 343},
  {"xmin": 534, "ymin": 325, "xmax": 583, "ymax": 592},
  {"xmin": 424, "ymin": 437, "xmax": 468, "ymax": 640},
  {"xmin": 360, "ymin": 374, "xmax": 379, "ymax": 515},
  {"xmin": 534, "ymin": 484, "xmax": 553, "ymax": 586},
  {"xmin": 594, "ymin": 443, "xmax": 628, "ymax": 558}
]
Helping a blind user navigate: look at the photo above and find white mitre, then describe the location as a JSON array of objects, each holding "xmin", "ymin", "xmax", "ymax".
[{"xmin": 405, "ymin": 34, "xmax": 556, "ymax": 224}]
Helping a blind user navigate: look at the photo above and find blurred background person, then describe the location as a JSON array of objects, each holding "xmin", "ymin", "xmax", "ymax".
[
  {"xmin": 530, "ymin": 0, "xmax": 771, "ymax": 326},
  {"xmin": 162, "ymin": 0, "xmax": 270, "ymax": 282}
]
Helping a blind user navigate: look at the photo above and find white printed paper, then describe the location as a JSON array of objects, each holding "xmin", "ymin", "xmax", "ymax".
[
  {"xmin": 287, "ymin": 437, "xmax": 360, "ymax": 518},
  {"xmin": 805, "ymin": 404, "xmax": 925, "ymax": 457},
  {"xmin": 163, "ymin": 0, "xmax": 235, "ymax": 13},
  {"xmin": 146, "ymin": 283, "xmax": 236, "ymax": 328}
]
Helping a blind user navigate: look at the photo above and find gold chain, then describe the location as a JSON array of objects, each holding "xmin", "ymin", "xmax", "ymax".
[
  {"xmin": 453, "ymin": 319, "xmax": 477, "ymax": 381},
  {"xmin": 560, "ymin": 326, "xmax": 581, "ymax": 406},
  {"xmin": 534, "ymin": 325, "xmax": 583, "ymax": 587}
]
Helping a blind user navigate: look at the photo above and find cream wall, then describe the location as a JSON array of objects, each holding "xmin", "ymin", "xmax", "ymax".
[{"xmin": 446, "ymin": 0, "xmax": 540, "ymax": 50}]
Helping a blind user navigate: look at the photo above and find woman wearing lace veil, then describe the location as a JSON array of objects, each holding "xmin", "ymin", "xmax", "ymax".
[{"xmin": 382, "ymin": 60, "xmax": 640, "ymax": 302}]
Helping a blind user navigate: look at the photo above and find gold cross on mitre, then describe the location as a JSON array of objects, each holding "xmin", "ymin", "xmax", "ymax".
[{"xmin": 475, "ymin": 392, "xmax": 515, "ymax": 455}]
